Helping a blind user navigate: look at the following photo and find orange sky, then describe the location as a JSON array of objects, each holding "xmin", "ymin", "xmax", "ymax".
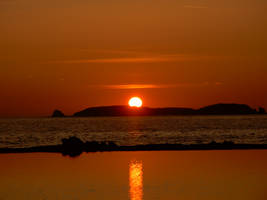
[{"xmin": 0, "ymin": 0, "xmax": 267, "ymax": 117}]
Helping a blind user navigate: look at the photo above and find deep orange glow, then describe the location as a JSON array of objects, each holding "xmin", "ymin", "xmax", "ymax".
[
  {"xmin": 0, "ymin": 0, "xmax": 266, "ymax": 117},
  {"xmin": 129, "ymin": 97, "xmax": 143, "ymax": 108},
  {"xmin": 129, "ymin": 160, "xmax": 143, "ymax": 200}
]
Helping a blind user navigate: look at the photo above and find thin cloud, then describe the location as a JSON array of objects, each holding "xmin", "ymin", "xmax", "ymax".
[
  {"xmin": 215, "ymin": 82, "xmax": 223, "ymax": 85},
  {"xmin": 104, "ymin": 84, "xmax": 160, "ymax": 89},
  {"xmin": 88, "ymin": 82, "xmax": 223, "ymax": 90},
  {"xmin": 46, "ymin": 54, "xmax": 213, "ymax": 64},
  {"xmin": 77, "ymin": 49, "xmax": 142, "ymax": 55}
]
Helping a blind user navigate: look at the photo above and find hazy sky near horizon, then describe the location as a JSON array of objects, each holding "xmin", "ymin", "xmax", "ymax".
[{"xmin": 0, "ymin": 0, "xmax": 267, "ymax": 116}]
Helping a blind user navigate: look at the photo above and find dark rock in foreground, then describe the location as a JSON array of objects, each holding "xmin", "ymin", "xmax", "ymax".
[
  {"xmin": 0, "ymin": 136, "xmax": 266, "ymax": 157},
  {"xmin": 62, "ymin": 136, "xmax": 84, "ymax": 157},
  {"xmin": 52, "ymin": 110, "xmax": 65, "ymax": 117}
]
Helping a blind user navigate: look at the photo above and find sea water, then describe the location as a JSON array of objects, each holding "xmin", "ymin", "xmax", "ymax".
[{"xmin": 0, "ymin": 115, "xmax": 266, "ymax": 148}]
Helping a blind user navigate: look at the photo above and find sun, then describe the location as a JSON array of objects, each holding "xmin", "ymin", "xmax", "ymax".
[{"xmin": 128, "ymin": 97, "xmax": 143, "ymax": 108}]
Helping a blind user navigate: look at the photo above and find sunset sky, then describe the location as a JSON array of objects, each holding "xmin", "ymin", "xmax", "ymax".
[{"xmin": 1, "ymin": 0, "xmax": 267, "ymax": 117}]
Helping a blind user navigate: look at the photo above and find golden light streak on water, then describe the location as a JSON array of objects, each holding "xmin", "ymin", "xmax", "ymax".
[{"xmin": 129, "ymin": 160, "xmax": 143, "ymax": 200}]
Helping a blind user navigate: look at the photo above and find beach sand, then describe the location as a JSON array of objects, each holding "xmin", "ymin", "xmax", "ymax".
[{"xmin": 0, "ymin": 150, "xmax": 266, "ymax": 200}]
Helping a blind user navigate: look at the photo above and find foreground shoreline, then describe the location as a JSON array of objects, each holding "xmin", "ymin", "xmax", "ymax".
[{"xmin": 0, "ymin": 142, "xmax": 266, "ymax": 157}]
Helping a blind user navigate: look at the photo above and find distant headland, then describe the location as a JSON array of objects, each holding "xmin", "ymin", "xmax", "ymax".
[{"xmin": 52, "ymin": 103, "xmax": 266, "ymax": 117}]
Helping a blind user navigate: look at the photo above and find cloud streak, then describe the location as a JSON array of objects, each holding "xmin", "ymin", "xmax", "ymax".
[
  {"xmin": 88, "ymin": 82, "xmax": 223, "ymax": 90},
  {"xmin": 46, "ymin": 54, "xmax": 214, "ymax": 64}
]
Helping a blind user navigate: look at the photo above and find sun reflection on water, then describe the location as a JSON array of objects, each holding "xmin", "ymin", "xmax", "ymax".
[{"xmin": 129, "ymin": 160, "xmax": 143, "ymax": 200}]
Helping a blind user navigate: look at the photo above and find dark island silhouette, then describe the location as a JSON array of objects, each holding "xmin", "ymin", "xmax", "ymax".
[{"xmin": 52, "ymin": 103, "xmax": 265, "ymax": 117}]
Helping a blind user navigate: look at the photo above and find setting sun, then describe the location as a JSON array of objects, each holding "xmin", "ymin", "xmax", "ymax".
[{"xmin": 128, "ymin": 97, "xmax": 143, "ymax": 108}]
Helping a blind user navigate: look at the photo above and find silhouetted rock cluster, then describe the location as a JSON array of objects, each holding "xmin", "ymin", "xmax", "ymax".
[
  {"xmin": 59, "ymin": 137, "xmax": 267, "ymax": 157},
  {"xmin": 62, "ymin": 136, "xmax": 84, "ymax": 157},
  {"xmin": 0, "ymin": 137, "xmax": 266, "ymax": 157},
  {"xmin": 52, "ymin": 110, "xmax": 65, "ymax": 117},
  {"xmin": 61, "ymin": 136, "xmax": 118, "ymax": 157}
]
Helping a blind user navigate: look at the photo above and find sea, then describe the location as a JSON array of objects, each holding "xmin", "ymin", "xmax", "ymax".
[{"xmin": 0, "ymin": 115, "xmax": 267, "ymax": 148}]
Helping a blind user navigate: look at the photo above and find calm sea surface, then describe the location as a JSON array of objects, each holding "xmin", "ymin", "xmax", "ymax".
[
  {"xmin": 0, "ymin": 151, "xmax": 267, "ymax": 200},
  {"xmin": 0, "ymin": 115, "xmax": 267, "ymax": 148}
]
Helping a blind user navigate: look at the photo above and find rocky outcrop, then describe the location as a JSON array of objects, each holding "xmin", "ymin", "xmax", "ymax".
[
  {"xmin": 52, "ymin": 110, "xmax": 65, "ymax": 117},
  {"xmin": 258, "ymin": 107, "xmax": 266, "ymax": 114}
]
